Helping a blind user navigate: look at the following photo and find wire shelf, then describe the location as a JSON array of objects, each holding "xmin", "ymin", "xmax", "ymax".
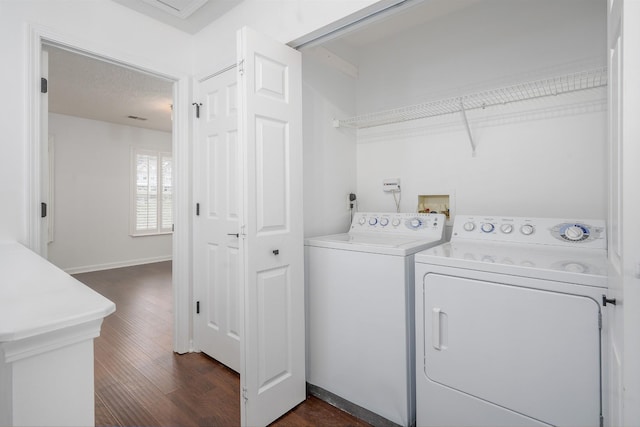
[{"xmin": 333, "ymin": 67, "xmax": 608, "ymax": 129}]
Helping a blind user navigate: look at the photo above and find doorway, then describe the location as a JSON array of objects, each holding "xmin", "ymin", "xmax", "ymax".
[
  {"xmin": 43, "ymin": 44, "xmax": 175, "ymax": 275},
  {"xmin": 27, "ymin": 26, "xmax": 192, "ymax": 354}
]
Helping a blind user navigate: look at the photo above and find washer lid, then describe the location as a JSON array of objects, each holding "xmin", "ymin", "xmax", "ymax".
[
  {"xmin": 305, "ymin": 232, "xmax": 445, "ymax": 256},
  {"xmin": 415, "ymin": 240, "xmax": 607, "ymax": 288}
]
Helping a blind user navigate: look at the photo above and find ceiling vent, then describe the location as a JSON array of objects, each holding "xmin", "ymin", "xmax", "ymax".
[{"xmin": 141, "ymin": 0, "xmax": 208, "ymax": 19}]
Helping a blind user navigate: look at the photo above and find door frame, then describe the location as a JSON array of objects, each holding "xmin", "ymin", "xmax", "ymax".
[{"xmin": 25, "ymin": 24, "xmax": 191, "ymax": 353}]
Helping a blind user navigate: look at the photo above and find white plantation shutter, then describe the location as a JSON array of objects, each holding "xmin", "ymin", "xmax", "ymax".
[{"xmin": 132, "ymin": 149, "xmax": 172, "ymax": 235}]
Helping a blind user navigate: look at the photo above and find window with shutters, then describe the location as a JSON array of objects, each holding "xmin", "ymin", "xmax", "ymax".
[{"xmin": 131, "ymin": 148, "xmax": 173, "ymax": 236}]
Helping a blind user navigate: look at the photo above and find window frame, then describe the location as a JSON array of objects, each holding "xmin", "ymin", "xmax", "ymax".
[{"xmin": 130, "ymin": 147, "xmax": 173, "ymax": 237}]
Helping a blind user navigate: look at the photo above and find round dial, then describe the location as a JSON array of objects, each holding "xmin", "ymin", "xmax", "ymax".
[
  {"xmin": 564, "ymin": 226, "xmax": 584, "ymax": 241},
  {"xmin": 410, "ymin": 218, "xmax": 422, "ymax": 228},
  {"xmin": 564, "ymin": 262, "xmax": 586, "ymax": 273},
  {"xmin": 392, "ymin": 218, "xmax": 401, "ymax": 227},
  {"xmin": 369, "ymin": 217, "xmax": 378, "ymax": 226},
  {"xmin": 379, "ymin": 218, "xmax": 389, "ymax": 227},
  {"xmin": 560, "ymin": 224, "xmax": 590, "ymax": 242},
  {"xmin": 358, "ymin": 217, "xmax": 366, "ymax": 225},
  {"xmin": 500, "ymin": 224, "xmax": 513, "ymax": 234},
  {"xmin": 463, "ymin": 222, "xmax": 476, "ymax": 232},
  {"xmin": 481, "ymin": 223, "xmax": 495, "ymax": 233},
  {"xmin": 520, "ymin": 224, "xmax": 535, "ymax": 235}
]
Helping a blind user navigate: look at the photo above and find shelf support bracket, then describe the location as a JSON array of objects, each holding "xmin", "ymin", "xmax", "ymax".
[{"xmin": 459, "ymin": 100, "xmax": 476, "ymax": 157}]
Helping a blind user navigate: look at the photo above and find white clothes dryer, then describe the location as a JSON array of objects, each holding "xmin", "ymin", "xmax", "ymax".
[
  {"xmin": 415, "ymin": 215, "xmax": 611, "ymax": 427},
  {"xmin": 306, "ymin": 212, "xmax": 446, "ymax": 427}
]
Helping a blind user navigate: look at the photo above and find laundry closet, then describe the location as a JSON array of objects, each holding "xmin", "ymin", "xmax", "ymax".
[{"xmin": 300, "ymin": 0, "xmax": 607, "ymax": 238}]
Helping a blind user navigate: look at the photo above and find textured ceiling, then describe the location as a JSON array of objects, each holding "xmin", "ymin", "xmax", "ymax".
[{"xmin": 45, "ymin": 45, "xmax": 174, "ymax": 133}]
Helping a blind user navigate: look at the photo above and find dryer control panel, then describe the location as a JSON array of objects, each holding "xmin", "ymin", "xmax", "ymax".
[
  {"xmin": 351, "ymin": 212, "xmax": 445, "ymax": 236},
  {"xmin": 452, "ymin": 215, "xmax": 606, "ymax": 249}
]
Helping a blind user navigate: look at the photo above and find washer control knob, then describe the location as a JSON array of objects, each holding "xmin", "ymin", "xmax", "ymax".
[
  {"xmin": 392, "ymin": 218, "xmax": 401, "ymax": 227},
  {"xmin": 564, "ymin": 225, "xmax": 585, "ymax": 241},
  {"xmin": 358, "ymin": 217, "xmax": 366, "ymax": 225},
  {"xmin": 564, "ymin": 262, "xmax": 586, "ymax": 273},
  {"xmin": 500, "ymin": 224, "xmax": 513, "ymax": 234},
  {"xmin": 369, "ymin": 217, "xmax": 378, "ymax": 226},
  {"xmin": 410, "ymin": 218, "xmax": 422, "ymax": 228},
  {"xmin": 481, "ymin": 223, "xmax": 495, "ymax": 233},
  {"xmin": 520, "ymin": 224, "xmax": 535, "ymax": 235},
  {"xmin": 380, "ymin": 217, "xmax": 389, "ymax": 227},
  {"xmin": 463, "ymin": 222, "xmax": 476, "ymax": 232}
]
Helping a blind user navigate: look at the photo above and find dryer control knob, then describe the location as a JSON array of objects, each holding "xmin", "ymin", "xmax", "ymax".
[
  {"xmin": 520, "ymin": 224, "xmax": 535, "ymax": 235},
  {"xmin": 481, "ymin": 223, "xmax": 495, "ymax": 233},
  {"xmin": 392, "ymin": 218, "xmax": 401, "ymax": 227},
  {"xmin": 410, "ymin": 218, "xmax": 422, "ymax": 228},
  {"xmin": 463, "ymin": 222, "xmax": 476, "ymax": 232},
  {"xmin": 564, "ymin": 225, "xmax": 585, "ymax": 241},
  {"xmin": 500, "ymin": 224, "xmax": 514, "ymax": 234},
  {"xmin": 358, "ymin": 217, "xmax": 366, "ymax": 225},
  {"xmin": 380, "ymin": 217, "xmax": 389, "ymax": 226},
  {"xmin": 369, "ymin": 217, "xmax": 378, "ymax": 226}
]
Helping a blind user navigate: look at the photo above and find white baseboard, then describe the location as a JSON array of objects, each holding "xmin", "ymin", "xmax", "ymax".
[{"xmin": 63, "ymin": 255, "xmax": 173, "ymax": 275}]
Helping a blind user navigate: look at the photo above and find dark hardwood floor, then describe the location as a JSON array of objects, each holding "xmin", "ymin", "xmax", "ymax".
[{"xmin": 75, "ymin": 261, "xmax": 370, "ymax": 427}]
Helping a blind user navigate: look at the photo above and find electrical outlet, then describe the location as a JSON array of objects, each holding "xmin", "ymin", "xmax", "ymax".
[{"xmin": 383, "ymin": 178, "xmax": 400, "ymax": 192}]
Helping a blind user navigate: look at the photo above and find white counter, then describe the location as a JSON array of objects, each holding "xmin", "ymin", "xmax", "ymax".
[{"xmin": 0, "ymin": 242, "xmax": 115, "ymax": 427}]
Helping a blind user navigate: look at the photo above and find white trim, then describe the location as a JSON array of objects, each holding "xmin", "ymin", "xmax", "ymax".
[
  {"xmin": 2, "ymin": 319, "xmax": 103, "ymax": 363},
  {"xmin": 172, "ymin": 76, "xmax": 193, "ymax": 354},
  {"xmin": 62, "ymin": 255, "xmax": 173, "ymax": 275},
  {"xmin": 26, "ymin": 24, "xmax": 42, "ymax": 254},
  {"xmin": 287, "ymin": 0, "xmax": 413, "ymax": 49},
  {"xmin": 26, "ymin": 24, "xmax": 192, "ymax": 355}
]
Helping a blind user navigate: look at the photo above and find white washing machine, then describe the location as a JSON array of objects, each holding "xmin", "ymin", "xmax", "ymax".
[
  {"xmin": 415, "ymin": 215, "xmax": 611, "ymax": 427},
  {"xmin": 306, "ymin": 212, "xmax": 446, "ymax": 426}
]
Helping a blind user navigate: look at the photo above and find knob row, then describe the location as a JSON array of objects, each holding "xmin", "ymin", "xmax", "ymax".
[{"xmin": 463, "ymin": 222, "xmax": 535, "ymax": 235}]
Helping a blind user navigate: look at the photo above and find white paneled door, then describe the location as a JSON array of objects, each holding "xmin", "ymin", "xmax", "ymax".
[
  {"xmin": 195, "ymin": 26, "xmax": 304, "ymax": 426},
  {"xmin": 237, "ymin": 27, "xmax": 305, "ymax": 427},
  {"xmin": 194, "ymin": 67, "xmax": 241, "ymax": 372},
  {"xmin": 607, "ymin": 0, "xmax": 640, "ymax": 424}
]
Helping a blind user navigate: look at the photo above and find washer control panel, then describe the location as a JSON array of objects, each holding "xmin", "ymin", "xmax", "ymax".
[
  {"xmin": 351, "ymin": 212, "xmax": 445, "ymax": 235},
  {"xmin": 452, "ymin": 215, "xmax": 606, "ymax": 249}
]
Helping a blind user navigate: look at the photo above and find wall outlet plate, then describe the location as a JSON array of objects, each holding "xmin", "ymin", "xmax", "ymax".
[{"xmin": 383, "ymin": 178, "xmax": 400, "ymax": 192}]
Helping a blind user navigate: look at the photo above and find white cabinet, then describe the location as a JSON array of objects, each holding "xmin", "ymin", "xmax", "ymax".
[{"xmin": 0, "ymin": 243, "xmax": 115, "ymax": 427}]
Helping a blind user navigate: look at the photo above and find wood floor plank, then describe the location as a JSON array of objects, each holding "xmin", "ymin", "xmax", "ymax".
[{"xmin": 77, "ymin": 261, "xmax": 371, "ymax": 427}]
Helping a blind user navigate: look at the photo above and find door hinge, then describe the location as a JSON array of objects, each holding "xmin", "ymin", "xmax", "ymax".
[
  {"xmin": 41, "ymin": 202, "xmax": 47, "ymax": 218},
  {"xmin": 238, "ymin": 59, "xmax": 245, "ymax": 76},
  {"xmin": 196, "ymin": 301, "xmax": 200, "ymax": 314},
  {"xmin": 192, "ymin": 102, "xmax": 202, "ymax": 118},
  {"xmin": 242, "ymin": 386, "xmax": 248, "ymax": 404},
  {"xmin": 600, "ymin": 415, "xmax": 604, "ymax": 427},
  {"xmin": 196, "ymin": 203, "xmax": 200, "ymax": 216},
  {"xmin": 41, "ymin": 77, "xmax": 48, "ymax": 94},
  {"xmin": 172, "ymin": 224, "xmax": 174, "ymax": 232}
]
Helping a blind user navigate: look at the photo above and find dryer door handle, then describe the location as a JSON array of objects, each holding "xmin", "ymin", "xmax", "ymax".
[
  {"xmin": 432, "ymin": 307, "xmax": 448, "ymax": 351},
  {"xmin": 432, "ymin": 307, "xmax": 442, "ymax": 350}
]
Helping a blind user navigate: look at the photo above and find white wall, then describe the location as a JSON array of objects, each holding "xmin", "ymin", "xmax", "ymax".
[
  {"xmin": 350, "ymin": 0, "xmax": 607, "ymax": 222},
  {"xmin": 47, "ymin": 114, "xmax": 172, "ymax": 273},
  {"xmin": 302, "ymin": 51, "xmax": 358, "ymax": 237},
  {"xmin": 0, "ymin": 0, "xmax": 192, "ymax": 245},
  {"xmin": 192, "ymin": 0, "xmax": 382, "ymax": 76}
]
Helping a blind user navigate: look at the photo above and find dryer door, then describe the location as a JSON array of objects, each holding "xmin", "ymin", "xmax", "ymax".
[{"xmin": 422, "ymin": 273, "xmax": 601, "ymax": 427}]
